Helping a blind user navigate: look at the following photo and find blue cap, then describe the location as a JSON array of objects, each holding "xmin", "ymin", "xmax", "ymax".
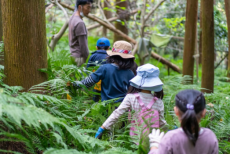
[{"xmin": 96, "ymin": 37, "xmax": 110, "ymax": 47}]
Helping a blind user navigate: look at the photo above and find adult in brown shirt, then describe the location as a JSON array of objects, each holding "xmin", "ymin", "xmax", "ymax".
[{"xmin": 69, "ymin": 0, "xmax": 93, "ymax": 66}]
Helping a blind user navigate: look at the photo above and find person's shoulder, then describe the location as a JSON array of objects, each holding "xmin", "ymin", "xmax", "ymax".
[
  {"xmin": 124, "ymin": 93, "xmax": 137, "ymax": 101},
  {"xmin": 96, "ymin": 63, "xmax": 111, "ymax": 70},
  {"xmin": 76, "ymin": 21, "xmax": 86, "ymax": 28},
  {"xmin": 103, "ymin": 63, "xmax": 116, "ymax": 68},
  {"xmin": 90, "ymin": 51, "xmax": 97, "ymax": 55},
  {"xmin": 126, "ymin": 93, "xmax": 136, "ymax": 98},
  {"xmin": 155, "ymin": 98, "xmax": 164, "ymax": 104},
  {"xmin": 201, "ymin": 128, "xmax": 218, "ymax": 140},
  {"xmin": 164, "ymin": 128, "xmax": 183, "ymax": 139},
  {"xmin": 70, "ymin": 15, "xmax": 83, "ymax": 23}
]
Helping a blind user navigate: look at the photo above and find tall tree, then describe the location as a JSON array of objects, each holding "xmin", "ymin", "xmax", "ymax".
[
  {"xmin": 0, "ymin": 2, "xmax": 2, "ymax": 42},
  {"xmin": 1, "ymin": 0, "xmax": 47, "ymax": 91},
  {"xmin": 201, "ymin": 0, "xmax": 214, "ymax": 93},
  {"xmin": 114, "ymin": 0, "xmax": 128, "ymax": 42},
  {"xmin": 103, "ymin": 0, "xmax": 112, "ymax": 37},
  {"xmin": 182, "ymin": 0, "xmax": 198, "ymax": 83},
  {"xmin": 198, "ymin": 0, "xmax": 203, "ymax": 64},
  {"xmin": 225, "ymin": 0, "xmax": 230, "ymax": 78},
  {"xmin": 0, "ymin": 2, "xmax": 4, "ymax": 66}
]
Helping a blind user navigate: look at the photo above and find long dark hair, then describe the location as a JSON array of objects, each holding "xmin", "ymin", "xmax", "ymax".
[
  {"xmin": 107, "ymin": 55, "xmax": 134, "ymax": 70},
  {"xmin": 127, "ymin": 86, "xmax": 141, "ymax": 94},
  {"xmin": 127, "ymin": 86, "xmax": 164, "ymax": 100},
  {"xmin": 154, "ymin": 89, "xmax": 164, "ymax": 99},
  {"xmin": 175, "ymin": 89, "xmax": 206, "ymax": 146}
]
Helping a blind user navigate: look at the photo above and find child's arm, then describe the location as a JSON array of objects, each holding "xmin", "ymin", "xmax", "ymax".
[
  {"xmin": 73, "ymin": 76, "xmax": 96, "ymax": 88},
  {"xmin": 95, "ymin": 95, "xmax": 132, "ymax": 138},
  {"xmin": 73, "ymin": 65, "xmax": 105, "ymax": 89},
  {"xmin": 95, "ymin": 94, "xmax": 132, "ymax": 138},
  {"xmin": 102, "ymin": 95, "xmax": 132, "ymax": 130}
]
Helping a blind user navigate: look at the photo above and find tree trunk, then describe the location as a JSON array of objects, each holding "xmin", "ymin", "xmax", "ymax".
[
  {"xmin": 1, "ymin": 0, "xmax": 47, "ymax": 91},
  {"xmin": 201, "ymin": 0, "xmax": 214, "ymax": 93},
  {"xmin": 103, "ymin": 0, "xmax": 112, "ymax": 37},
  {"xmin": 199, "ymin": 0, "xmax": 203, "ymax": 64},
  {"xmin": 0, "ymin": 2, "xmax": 2, "ymax": 42},
  {"xmin": 113, "ymin": 0, "xmax": 128, "ymax": 42},
  {"xmin": 182, "ymin": 0, "xmax": 198, "ymax": 83},
  {"xmin": 224, "ymin": 0, "xmax": 230, "ymax": 78},
  {"xmin": 0, "ymin": 2, "xmax": 4, "ymax": 66}
]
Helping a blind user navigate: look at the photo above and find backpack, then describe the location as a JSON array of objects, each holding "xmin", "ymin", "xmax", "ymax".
[{"xmin": 129, "ymin": 93, "xmax": 160, "ymax": 137}]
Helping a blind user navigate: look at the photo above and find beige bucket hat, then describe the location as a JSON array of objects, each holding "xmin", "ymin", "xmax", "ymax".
[{"xmin": 106, "ymin": 40, "xmax": 135, "ymax": 59}]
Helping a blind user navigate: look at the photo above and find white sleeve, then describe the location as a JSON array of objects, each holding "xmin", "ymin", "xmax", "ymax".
[{"xmin": 102, "ymin": 94, "xmax": 132, "ymax": 130}]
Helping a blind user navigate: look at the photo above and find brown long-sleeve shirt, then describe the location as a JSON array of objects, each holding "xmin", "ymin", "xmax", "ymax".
[{"xmin": 68, "ymin": 14, "xmax": 89, "ymax": 62}]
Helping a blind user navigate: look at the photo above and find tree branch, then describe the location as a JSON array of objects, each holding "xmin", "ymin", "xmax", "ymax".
[
  {"xmin": 59, "ymin": 1, "xmax": 74, "ymax": 11},
  {"xmin": 144, "ymin": 0, "xmax": 166, "ymax": 22},
  {"xmin": 87, "ymin": 17, "xmax": 117, "ymax": 30},
  {"xmin": 87, "ymin": 14, "xmax": 137, "ymax": 44},
  {"xmin": 48, "ymin": 0, "xmax": 70, "ymax": 51},
  {"xmin": 49, "ymin": 21, "xmax": 69, "ymax": 51},
  {"xmin": 151, "ymin": 0, "xmax": 185, "ymax": 27},
  {"xmin": 45, "ymin": 3, "xmax": 54, "ymax": 13},
  {"xmin": 151, "ymin": 52, "xmax": 182, "ymax": 73},
  {"xmin": 97, "ymin": 0, "xmax": 114, "ymax": 28},
  {"xmin": 140, "ymin": 0, "xmax": 147, "ymax": 37},
  {"xmin": 87, "ymin": 10, "xmax": 139, "ymax": 30},
  {"xmin": 54, "ymin": 0, "xmax": 69, "ymax": 21},
  {"xmin": 56, "ymin": 2, "xmax": 181, "ymax": 73}
]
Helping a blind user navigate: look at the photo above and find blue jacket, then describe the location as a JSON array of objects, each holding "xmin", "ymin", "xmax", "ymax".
[
  {"xmin": 91, "ymin": 64, "xmax": 135, "ymax": 102},
  {"xmin": 87, "ymin": 50, "xmax": 108, "ymax": 68}
]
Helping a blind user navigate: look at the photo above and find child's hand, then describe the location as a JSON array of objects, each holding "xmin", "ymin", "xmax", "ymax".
[
  {"xmin": 95, "ymin": 127, "xmax": 105, "ymax": 139},
  {"xmin": 149, "ymin": 129, "xmax": 165, "ymax": 148}
]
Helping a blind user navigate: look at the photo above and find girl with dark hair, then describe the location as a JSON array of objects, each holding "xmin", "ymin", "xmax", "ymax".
[
  {"xmin": 95, "ymin": 64, "xmax": 167, "ymax": 142},
  {"xmin": 70, "ymin": 41, "xmax": 135, "ymax": 102},
  {"xmin": 148, "ymin": 89, "xmax": 218, "ymax": 154}
]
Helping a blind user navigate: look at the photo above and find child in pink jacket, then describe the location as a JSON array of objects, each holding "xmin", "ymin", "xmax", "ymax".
[{"xmin": 95, "ymin": 64, "xmax": 167, "ymax": 143}]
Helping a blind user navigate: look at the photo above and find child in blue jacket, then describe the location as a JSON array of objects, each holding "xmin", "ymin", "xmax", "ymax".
[{"xmin": 72, "ymin": 40, "xmax": 136, "ymax": 102}]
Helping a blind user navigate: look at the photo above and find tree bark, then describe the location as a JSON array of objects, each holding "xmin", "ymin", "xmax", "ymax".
[
  {"xmin": 224, "ymin": 0, "xmax": 230, "ymax": 78},
  {"xmin": 182, "ymin": 0, "xmax": 198, "ymax": 83},
  {"xmin": 0, "ymin": 2, "xmax": 4, "ymax": 66},
  {"xmin": 114, "ymin": 0, "xmax": 128, "ymax": 42},
  {"xmin": 198, "ymin": 0, "xmax": 203, "ymax": 64},
  {"xmin": 0, "ymin": 2, "xmax": 2, "ymax": 42},
  {"xmin": 201, "ymin": 0, "xmax": 214, "ymax": 93},
  {"xmin": 1, "ymin": 0, "xmax": 47, "ymax": 91},
  {"xmin": 103, "ymin": 0, "xmax": 112, "ymax": 37}
]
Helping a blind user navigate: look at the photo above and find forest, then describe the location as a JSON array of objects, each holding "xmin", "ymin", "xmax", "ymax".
[{"xmin": 0, "ymin": 0, "xmax": 229, "ymax": 153}]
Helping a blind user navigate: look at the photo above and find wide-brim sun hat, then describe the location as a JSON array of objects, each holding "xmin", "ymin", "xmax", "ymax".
[
  {"xmin": 106, "ymin": 40, "xmax": 135, "ymax": 59},
  {"xmin": 130, "ymin": 63, "xmax": 163, "ymax": 92}
]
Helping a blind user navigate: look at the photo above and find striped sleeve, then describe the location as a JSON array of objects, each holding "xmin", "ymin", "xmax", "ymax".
[{"xmin": 73, "ymin": 76, "xmax": 96, "ymax": 88}]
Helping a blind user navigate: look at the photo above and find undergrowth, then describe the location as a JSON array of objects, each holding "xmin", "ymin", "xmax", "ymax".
[{"xmin": 0, "ymin": 50, "xmax": 229, "ymax": 154}]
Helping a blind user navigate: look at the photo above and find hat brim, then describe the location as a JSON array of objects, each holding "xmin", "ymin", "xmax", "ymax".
[
  {"xmin": 106, "ymin": 50, "xmax": 135, "ymax": 59},
  {"xmin": 130, "ymin": 75, "xmax": 163, "ymax": 88},
  {"xmin": 130, "ymin": 82, "xmax": 163, "ymax": 92}
]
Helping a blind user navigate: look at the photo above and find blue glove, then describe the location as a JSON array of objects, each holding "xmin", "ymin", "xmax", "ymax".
[{"xmin": 95, "ymin": 127, "xmax": 105, "ymax": 139}]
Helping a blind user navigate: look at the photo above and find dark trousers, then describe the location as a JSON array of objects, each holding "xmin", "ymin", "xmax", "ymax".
[{"xmin": 93, "ymin": 89, "xmax": 101, "ymax": 102}]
